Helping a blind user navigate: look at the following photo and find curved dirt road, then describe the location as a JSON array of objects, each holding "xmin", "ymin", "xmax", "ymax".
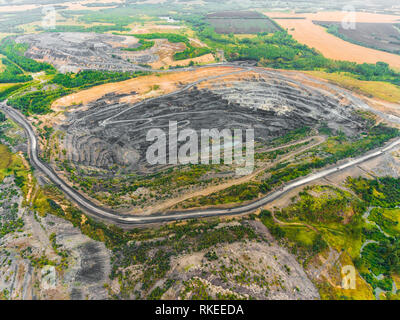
[{"xmin": 2, "ymin": 103, "xmax": 400, "ymax": 227}]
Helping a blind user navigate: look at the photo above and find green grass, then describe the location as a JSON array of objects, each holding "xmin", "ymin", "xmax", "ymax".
[
  {"xmin": 206, "ymin": 17, "xmax": 279, "ymax": 34},
  {"xmin": 0, "ymin": 144, "xmax": 12, "ymax": 182},
  {"xmin": 305, "ymin": 71, "xmax": 400, "ymax": 103},
  {"xmin": 369, "ymin": 208, "xmax": 400, "ymax": 237},
  {"xmin": 121, "ymin": 39, "xmax": 155, "ymax": 52},
  {"xmin": 280, "ymin": 225, "xmax": 317, "ymax": 247}
]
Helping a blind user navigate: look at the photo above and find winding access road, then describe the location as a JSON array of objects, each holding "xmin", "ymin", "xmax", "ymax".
[{"xmin": 2, "ymin": 65, "xmax": 400, "ymax": 226}]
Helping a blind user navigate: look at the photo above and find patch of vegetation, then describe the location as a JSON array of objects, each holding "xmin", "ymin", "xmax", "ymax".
[
  {"xmin": 181, "ymin": 278, "xmax": 214, "ymax": 300},
  {"xmin": 318, "ymin": 253, "xmax": 375, "ymax": 300},
  {"xmin": 49, "ymin": 232, "xmax": 69, "ymax": 269},
  {"xmin": 0, "ymin": 145, "xmax": 24, "ymax": 238},
  {"xmin": 260, "ymin": 209, "xmax": 328, "ymax": 264},
  {"xmin": 255, "ymin": 140, "xmax": 311, "ymax": 161},
  {"xmin": 0, "ymin": 58, "xmax": 32, "ymax": 83},
  {"xmin": 348, "ymin": 177, "xmax": 400, "ymax": 208},
  {"xmin": 121, "ymin": 39, "xmax": 155, "ymax": 52},
  {"xmin": 36, "ymin": 24, "xmax": 129, "ymax": 33},
  {"xmin": 181, "ymin": 124, "xmax": 399, "ymax": 208},
  {"xmin": 8, "ymin": 88, "xmax": 72, "ymax": 115},
  {"xmin": 178, "ymin": 15, "xmax": 400, "ymax": 86},
  {"xmin": 369, "ymin": 208, "xmax": 400, "ymax": 237},
  {"xmin": 0, "ymin": 37, "xmax": 54, "ymax": 73},
  {"xmin": 360, "ymin": 240, "xmax": 400, "ymax": 278},
  {"xmin": 305, "ymin": 71, "xmax": 400, "ymax": 103},
  {"xmin": 77, "ymin": 8, "xmax": 152, "ymax": 27},
  {"xmin": 270, "ymin": 126, "xmax": 312, "ymax": 147},
  {"xmin": 0, "ymin": 83, "xmax": 25, "ymax": 101},
  {"xmin": 277, "ymin": 186, "xmax": 364, "ymax": 225},
  {"xmin": 7, "ymin": 70, "xmax": 148, "ymax": 115},
  {"xmin": 51, "ymin": 70, "xmax": 148, "ymax": 89},
  {"xmin": 346, "ymin": 175, "xmax": 400, "ymax": 296}
]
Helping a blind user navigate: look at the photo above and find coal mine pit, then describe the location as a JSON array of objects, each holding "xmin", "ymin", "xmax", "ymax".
[
  {"xmin": 14, "ymin": 32, "xmax": 157, "ymax": 73},
  {"xmin": 58, "ymin": 72, "xmax": 369, "ymax": 178}
]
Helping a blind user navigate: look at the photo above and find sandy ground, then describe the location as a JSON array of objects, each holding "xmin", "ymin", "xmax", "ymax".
[
  {"xmin": 265, "ymin": 11, "xmax": 400, "ymax": 69},
  {"xmin": 52, "ymin": 66, "xmax": 242, "ymax": 108}
]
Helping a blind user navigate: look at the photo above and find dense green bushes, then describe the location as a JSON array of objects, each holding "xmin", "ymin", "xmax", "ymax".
[
  {"xmin": 0, "ymin": 37, "xmax": 54, "ymax": 73},
  {"xmin": 52, "ymin": 70, "xmax": 147, "ymax": 89},
  {"xmin": 348, "ymin": 175, "xmax": 400, "ymax": 292},
  {"xmin": 0, "ymin": 59, "xmax": 32, "ymax": 83},
  {"xmin": 361, "ymin": 239, "xmax": 400, "ymax": 277},
  {"xmin": 133, "ymin": 33, "xmax": 189, "ymax": 43},
  {"xmin": 260, "ymin": 209, "xmax": 328, "ymax": 257},
  {"xmin": 8, "ymin": 88, "xmax": 72, "ymax": 115},
  {"xmin": 0, "ymin": 84, "xmax": 24, "ymax": 101},
  {"xmin": 348, "ymin": 177, "xmax": 400, "ymax": 208},
  {"xmin": 270, "ymin": 126, "xmax": 311, "ymax": 147},
  {"xmin": 36, "ymin": 25, "xmax": 129, "ymax": 33},
  {"xmin": 277, "ymin": 186, "xmax": 361, "ymax": 224},
  {"xmin": 118, "ymin": 32, "xmax": 212, "ymax": 60}
]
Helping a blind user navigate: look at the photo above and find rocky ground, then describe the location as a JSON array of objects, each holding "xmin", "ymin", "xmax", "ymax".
[
  {"xmin": 0, "ymin": 174, "xmax": 111, "ymax": 300},
  {"xmin": 15, "ymin": 32, "xmax": 159, "ymax": 73}
]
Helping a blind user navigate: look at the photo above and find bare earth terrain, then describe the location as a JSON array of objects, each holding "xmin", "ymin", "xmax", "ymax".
[
  {"xmin": 42, "ymin": 66, "xmax": 376, "ymax": 213},
  {"xmin": 266, "ymin": 11, "xmax": 400, "ymax": 69}
]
